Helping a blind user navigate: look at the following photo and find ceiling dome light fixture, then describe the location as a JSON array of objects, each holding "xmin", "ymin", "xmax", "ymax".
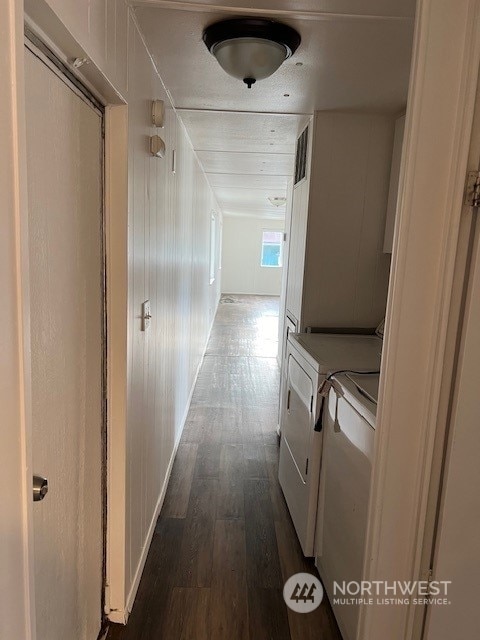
[{"xmin": 203, "ymin": 17, "xmax": 301, "ymax": 88}]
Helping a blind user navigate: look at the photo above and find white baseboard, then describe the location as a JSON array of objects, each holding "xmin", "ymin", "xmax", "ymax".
[
  {"xmin": 110, "ymin": 304, "xmax": 217, "ymax": 625},
  {"xmin": 108, "ymin": 609, "xmax": 128, "ymax": 625},
  {"xmin": 109, "ymin": 440, "xmax": 178, "ymax": 626},
  {"xmin": 123, "ymin": 425, "xmax": 182, "ymax": 621}
]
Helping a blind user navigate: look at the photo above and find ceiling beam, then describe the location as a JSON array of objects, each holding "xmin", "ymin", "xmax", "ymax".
[
  {"xmin": 131, "ymin": 1, "xmax": 414, "ymax": 22},
  {"xmin": 212, "ymin": 186, "xmax": 287, "ymax": 191},
  {"xmin": 196, "ymin": 149, "xmax": 294, "ymax": 156},
  {"xmin": 176, "ymin": 107, "xmax": 310, "ymax": 116},
  {"xmin": 206, "ymin": 171, "xmax": 293, "ymax": 176}
]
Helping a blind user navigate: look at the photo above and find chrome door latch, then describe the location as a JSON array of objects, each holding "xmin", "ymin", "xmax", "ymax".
[
  {"xmin": 33, "ymin": 475, "xmax": 48, "ymax": 502},
  {"xmin": 141, "ymin": 300, "xmax": 152, "ymax": 331}
]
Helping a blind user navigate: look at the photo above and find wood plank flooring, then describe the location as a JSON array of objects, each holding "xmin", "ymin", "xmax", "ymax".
[{"xmin": 108, "ymin": 295, "xmax": 342, "ymax": 640}]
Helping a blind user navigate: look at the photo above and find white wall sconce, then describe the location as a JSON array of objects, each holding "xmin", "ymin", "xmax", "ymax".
[
  {"xmin": 150, "ymin": 135, "xmax": 166, "ymax": 158},
  {"xmin": 268, "ymin": 196, "xmax": 287, "ymax": 207},
  {"xmin": 151, "ymin": 100, "xmax": 165, "ymax": 127}
]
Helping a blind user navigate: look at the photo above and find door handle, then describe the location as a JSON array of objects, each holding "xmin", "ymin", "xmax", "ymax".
[{"xmin": 33, "ymin": 475, "xmax": 48, "ymax": 502}]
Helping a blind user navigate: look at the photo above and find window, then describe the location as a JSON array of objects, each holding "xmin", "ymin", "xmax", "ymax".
[
  {"xmin": 261, "ymin": 230, "xmax": 283, "ymax": 268},
  {"xmin": 209, "ymin": 213, "xmax": 216, "ymax": 284}
]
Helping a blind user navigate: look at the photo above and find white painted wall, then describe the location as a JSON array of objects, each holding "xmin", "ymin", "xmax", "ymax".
[
  {"xmin": 24, "ymin": 0, "xmax": 222, "ymax": 624},
  {"xmin": 221, "ymin": 216, "xmax": 284, "ymax": 296}
]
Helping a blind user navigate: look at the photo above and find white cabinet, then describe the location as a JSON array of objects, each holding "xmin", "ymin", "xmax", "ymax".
[
  {"xmin": 283, "ymin": 111, "xmax": 394, "ymax": 333},
  {"xmin": 383, "ymin": 114, "xmax": 406, "ymax": 253}
]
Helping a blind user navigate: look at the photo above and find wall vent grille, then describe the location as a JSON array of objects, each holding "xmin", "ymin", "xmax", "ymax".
[{"xmin": 294, "ymin": 126, "xmax": 308, "ymax": 185}]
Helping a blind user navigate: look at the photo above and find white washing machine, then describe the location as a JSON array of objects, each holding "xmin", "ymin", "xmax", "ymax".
[
  {"xmin": 278, "ymin": 333, "xmax": 382, "ymax": 557},
  {"xmin": 315, "ymin": 372, "xmax": 379, "ymax": 640}
]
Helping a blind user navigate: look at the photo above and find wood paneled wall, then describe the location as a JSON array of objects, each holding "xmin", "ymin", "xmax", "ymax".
[{"xmin": 25, "ymin": 0, "xmax": 222, "ymax": 622}]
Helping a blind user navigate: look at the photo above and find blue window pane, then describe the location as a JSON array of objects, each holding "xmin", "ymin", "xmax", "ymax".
[{"xmin": 261, "ymin": 243, "xmax": 281, "ymax": 267}]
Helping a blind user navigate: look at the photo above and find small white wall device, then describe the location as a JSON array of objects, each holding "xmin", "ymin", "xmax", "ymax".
[
  {"xmin": 150, "ymin": 135, "xmax": 166, "ymax": 158},
  {"xmin": 151, "ymin": 99, "xmax": 165, "ymax": 127}
]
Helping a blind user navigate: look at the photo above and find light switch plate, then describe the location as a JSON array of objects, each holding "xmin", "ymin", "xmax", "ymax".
[{"xmin": 142, "ymin": 300, "xmax": 151, "ymax": 331}]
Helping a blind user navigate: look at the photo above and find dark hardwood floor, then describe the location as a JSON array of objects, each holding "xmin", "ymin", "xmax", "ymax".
[{"xmin": 108, "ymin": 295, "xmax": 341, "ymax": 640}]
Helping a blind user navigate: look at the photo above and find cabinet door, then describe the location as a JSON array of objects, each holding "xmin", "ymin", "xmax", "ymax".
[{"xmin": 286, "ymin": 179, "xmax": 309, "ymax": 321}]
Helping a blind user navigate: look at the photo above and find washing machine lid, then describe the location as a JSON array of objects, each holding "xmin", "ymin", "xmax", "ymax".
[
  {"xmin": 346, "ymin": 373, "xmax": 379, "ymax": 405},
  {"xmin": 289, "ymin": 333, "xmax": 382, "ymax": 374},
  {"xmin": 333, "ymin": 373, "xmax": 379, "ymax": 428}
]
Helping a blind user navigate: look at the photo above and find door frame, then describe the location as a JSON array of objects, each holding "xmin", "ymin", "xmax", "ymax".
[
  {"xmin": 422, "ymin": 127, "xmax": 480, "ymax": 638},
  {"xmin": 23, "ymin": 25, "xmax": 108, "ymax": 639},
  {"xmin": 2, "ymin": 0, "xmax": 480, "ymax": 639},
  {"xmin": 0, "ymin": 0, "xmax": 36, "ymax": 638},
  {"xmin": 411, "ymin": 65, "xmax": 480, "ymax": 639},
  {"xmin": 0, "ymin": 2, "xmax": 118, "ymax": 638},
  {"xmin": 21, "ymin": 0, "xmax": 131, "ymax": 625},
  {"xmin": 358, "ymin": 1, "xmax": 480, "ymax": 638}
]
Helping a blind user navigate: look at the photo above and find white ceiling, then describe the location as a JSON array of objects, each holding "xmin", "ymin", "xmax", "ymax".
[{"xmin": 134, "ymin": 0, "xmax": 416, "ymax": 219}]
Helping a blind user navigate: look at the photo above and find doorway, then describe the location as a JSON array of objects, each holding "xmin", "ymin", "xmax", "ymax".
[
  {"xmin": 107, "ymin": 294, "xmax": 341, "ymax": 640},
  {"xmin": 24, "ymin": 38, "xmax": 106, "ymax": 640}
]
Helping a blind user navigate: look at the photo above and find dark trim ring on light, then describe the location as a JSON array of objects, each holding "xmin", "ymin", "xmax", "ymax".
[
  {"xmin": 203, "ymin": 17, "xmax": 301, "ymax": 57},
  {"xmin": 203, "ymin": 17, "xmax": 301, "ymax": 88}
]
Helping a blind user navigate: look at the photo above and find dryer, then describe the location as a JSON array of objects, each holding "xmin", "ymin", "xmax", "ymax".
[{"xmin": 278, "ymin": 333, "xmax": 382, "ymax": 557}]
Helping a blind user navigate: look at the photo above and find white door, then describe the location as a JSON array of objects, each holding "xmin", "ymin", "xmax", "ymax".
[
  {"xmin": 421, "ymin": 62, "xmax": 480, "ymax": 640},
  {"xmin": 25, "ymin": 45, "xmax": 104, "ymax": 640},
  {"xmin": 422, "ymin": 204, "xmax": 480, "ymax": 639}
]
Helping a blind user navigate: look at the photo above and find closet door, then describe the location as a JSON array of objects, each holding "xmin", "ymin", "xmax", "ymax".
[{"xmin": 25, "ymin": 45, "xmax": 104, "ymax": 640}]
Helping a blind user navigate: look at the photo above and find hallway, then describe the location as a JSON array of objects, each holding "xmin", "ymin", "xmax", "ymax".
[{"xmin": 108, "ymin": 295, "xmax": 341, "ymax": 640}]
